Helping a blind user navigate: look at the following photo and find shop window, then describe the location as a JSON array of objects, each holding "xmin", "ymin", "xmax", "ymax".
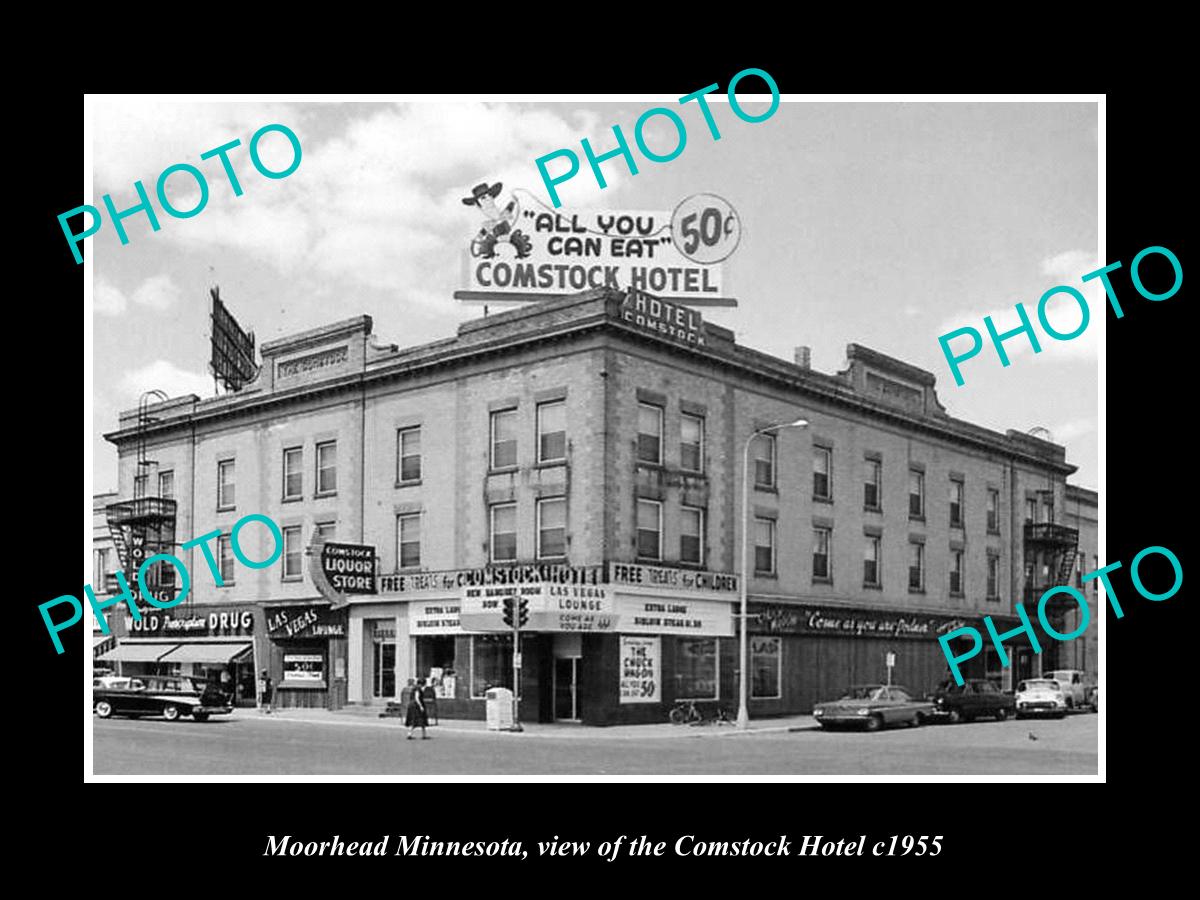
[
  {"xmin": 471, "ymin": 634, "xmax": 514, "ymax": 699},
  {"xmin": 950, "ymin": 549, "xmax": 964, "ymax": 595},
  {"xmin": 636, "ymin": 499, "xmax": 662, "ymax": 560},
  {"xmin": 490, "ymin": 503, "xmax": 517, "ymax": 562},
  {"xmin": 397, "ymin": 513, "xmax": 421, "ymax": 569},
  {"xmin": 282, "ymin": 526, "xmax": 303, "ymax": 580},
  {"xmin": 864, "ymin": 458, "xmax": 881, "ymax": 510},
  {"xmin": 908, "ymin": 541, "xmax": 924, "ymax": 592},
  {"xmin": 675, "ymin": 638, "xmax": 718, "ymax": 700},
  {"xmin": 680, "ymin": 505, "xmax": 704, "ymax": 566},
  {"xmin": 637, "ymin": 402, "xmax": 663, "ymax": 465},
  {"xmin": 753, "ymin": 433, "xmax": 775, "ymax": 489},
  {"xmin": 537, "ymin": 497, "xmax": 567, "ymax": 559},
  {"xmin": 908, "ymin": 468, "xmax": 924, "ymax": 519},
  {"xmin": 812, "ymin": 527, "xmax": 831, "ymax": 581},
  {"xmin": 864, "ymin": 535, "xmax": 881, "ymax": 587},
  {"xmin": 491, "ymin": 408, "xmax": 518, "ymax": 469},
  {"xmin": 397, "ymin": 427, "xmax": 421, "ymax": 483},
  {"xmin": 751, "ymin": 636, "xmax": 781, "ymax": 699},
  {"xmin": 218, "ymin": 534, "xmax": 235, "ymax": 585},
  {"xmin": 813, "ymin": 446, "xmax": 832, "ymax": 500},
  {"xmin": 754, "ymin": 518, "xmax": 775, "ymax": 574},
  {"xmin": 283, "ymin": 447, "xmax": 303, "ymax": 500},
  {"xmin": 950, "ymin": 478, "xmax": 964, "ymax": 528},
  {"xmin": 987, "ymin": 554, "xmax": 1000, "ymax": 601},
  {"xmin": 316, "ymin": 441, "xmax": 337, "ymax": 495},
  {"xmin": 987, "ymin": 488, "xmax": 1000, "ymax": 533},
  {"xmin": 416, "ymin": 636, "xmax": 458, "ymax": 698},
  {"xmin": 537, "ymin": 400, "xmax": 566, "ymax": 464},
  {"xmin": 680, "ymin": 413, "xmax": 704, "ymax": 473},
  {"xmin": 217, "ymin": 459, "xmax": 235, "ymax": 509},
  {"xmin": 158, "ymin": 470, "xmax": 174, "ymax": 500}
]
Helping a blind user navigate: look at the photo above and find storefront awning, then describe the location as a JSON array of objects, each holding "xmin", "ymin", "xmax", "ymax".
[
  {"xmin": 93, "ymin": 636, "xmax": 109, "ymax": 648},
  {"xmin": 156, "ymin": 642, "xmax": 254, "ymax": 665},
  {"xmin": 96, "ymin": 643, "xmax": 179, "ymax": 663}
]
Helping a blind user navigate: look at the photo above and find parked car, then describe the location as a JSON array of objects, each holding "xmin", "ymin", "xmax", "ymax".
[
  {"xmin": 1085, "ymin": 683, "xmax": 1099, "ymax": 712},
  {"xmin": 928, "ymin": 678, "xmax": 1016, "ymax": 723},
  {"xmin": 813, "ymin": 685, "xmax": 934, "ymax": 731},
  {"xmin": 93, "ymin": 675, "xmax": 232, "ymax": 722},
  {"xmin": 93, "ymin": 676, "xmax": 141, "ymax": 689},
  {"xmin": 1014, "ymin": 678, "xmax": 1068, "ymax": 718},
  {"xmin": 1042, "ymin": 669, "xmax": 1092, "ymax": 710}
]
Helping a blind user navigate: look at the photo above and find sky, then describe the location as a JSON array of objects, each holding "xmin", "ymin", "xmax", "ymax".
[{"xmin": 89, "ymin": 97, "xmax": 1099, "ymax": 493}]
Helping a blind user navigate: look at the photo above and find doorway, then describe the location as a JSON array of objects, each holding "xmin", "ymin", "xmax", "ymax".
[
  {"xmin": 554, "ymin": 656, "xmax": 582, "ymax": 721},
  {"xmin": 373, "ymin": 640, "xmax": 396, "ymax": 699}
]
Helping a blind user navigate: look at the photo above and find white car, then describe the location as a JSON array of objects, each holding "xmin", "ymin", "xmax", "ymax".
[
  {"xmin": 93, "ymin": 676, "xmax": 143, "ymax": 690},
  {"xmin": 1042, "ymin": 669, "xmax": 1093, "ymax": 711},
  {"xmin": 1015, "ymin": 679, "xmax": 1068, "ymax": 719}
]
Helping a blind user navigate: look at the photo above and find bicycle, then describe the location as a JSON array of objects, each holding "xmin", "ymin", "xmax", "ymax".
[{"xmin": 669, "ymin": 700, "xmax": 736, "ymax": 726}]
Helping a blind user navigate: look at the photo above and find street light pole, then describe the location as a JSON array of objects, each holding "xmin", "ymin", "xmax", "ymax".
[{"xmin": 737, "ymin": 417, "xmax": 809, "ymax": 730}]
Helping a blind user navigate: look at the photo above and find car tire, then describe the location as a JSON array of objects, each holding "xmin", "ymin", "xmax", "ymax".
[
  {"xmin": 1066, "ymin": 698, "xmax": 1074, "ymax": 711},
  {"xmin": 95, "ymin": 701, "xmax": 113, "ymax": 719},
  {"xmin": 995, "ymin": 708, "xmax": 1009, "ymax": 722},
  {"xmin": 864, "ymin": 715, "xmax": 882, "ymax": 732},
  {"xmin": 1055, "ymin": 711, "xmax": 1066, "ymax": 719},
  {"xmin": 162, "ymin": 705, "xmax": 181, "ymax": 722},
  {"xmin": 947, "ymin": 710, "xmax": 961, "ymax": 725},
  {"xmin": 193, "ymin": 712, "xmax": 209, "ymax": 722},
  {"xmin": 911, "ymin": 713, "xmax": 925, "ymax": 728}
]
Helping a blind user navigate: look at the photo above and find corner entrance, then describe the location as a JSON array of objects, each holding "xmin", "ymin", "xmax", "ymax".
[{"xmin": 552, "ymin": 634, "xmax": 583, "ymax": 722}]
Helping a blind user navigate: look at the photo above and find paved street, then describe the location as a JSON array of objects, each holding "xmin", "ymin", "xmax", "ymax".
[{"xmin": 93, "ymin": 709, "xmax": 1098, "ymax": 775}]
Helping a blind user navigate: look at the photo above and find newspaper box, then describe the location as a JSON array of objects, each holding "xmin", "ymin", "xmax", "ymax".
[{"xmin": 485, "ymin": 687, "xmax": 514, "ymax": 731}]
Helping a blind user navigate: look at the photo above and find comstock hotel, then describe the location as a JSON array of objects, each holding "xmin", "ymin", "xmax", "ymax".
[{"xmin": 100, "ymin": 287, "xmax": 1092, "ymax": 725}]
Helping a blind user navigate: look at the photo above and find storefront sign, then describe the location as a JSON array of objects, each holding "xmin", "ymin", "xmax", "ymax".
[
  {"xmin": 458, "ymin": 584, "xmax": 616, "ymax": 633},
  {"xmin": 619, "ymin": 289, "xmax": 706, "ymax": 348},
  {"xmin": 282, "ymin": 653, "xmax": 324, "ymax": 683},
  {"xmin": 321, "ymin": 542, "xmax": 377, "ymax": 594},
  {"xmin": 615, "ymin": 596, "xmax": 734, "ymax": 637},
  {"xmin": 619, "ymin": 636, "xmax": 660, "ymax": 704},
  {"xmin": 122, "ymin": 609, "xmax": 254, "ymax": 636},
  {"xmin": 750, "ymin": 603, "xmax": 974, "ymax": 640},
  {"xmin": 266, "ymin": 606, "xmax": 346, "ymax": 639},
  {"xmin": 380, "ymin": 563, "xmax": 604, "ymax": 595},
  {"xmin": 608, "ymin": 563, "xmax": 738, "ymax": 596},
  {"xmin": 410, "ymin": 602, "xmax": 462, "ymax": 635}
]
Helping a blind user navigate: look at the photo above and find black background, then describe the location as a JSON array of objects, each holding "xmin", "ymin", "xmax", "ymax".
[{"xmin": 18, "ymin": 55, "xmax": 1189, "ymax": 882}]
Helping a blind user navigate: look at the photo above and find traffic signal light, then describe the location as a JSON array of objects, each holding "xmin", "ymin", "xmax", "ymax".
[
  {"xmin": 502, "ymin": 597, "xmax": 515, "ymax": 628},
  {"xmin": 517, "ymin": 597, "xmax": 529, "ymax": 628}
]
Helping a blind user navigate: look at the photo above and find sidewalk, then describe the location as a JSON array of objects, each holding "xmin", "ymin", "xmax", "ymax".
[{"xmin": 242, "ymin": 705, "xmax": 819, "ymax": 740}]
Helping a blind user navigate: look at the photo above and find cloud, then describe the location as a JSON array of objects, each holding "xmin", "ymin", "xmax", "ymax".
[
  {"xmin": 119, "ymin": 360, "xmax": 211, "ymax": 401},
  {"xmin": 1051, "ymin": 417, "xmax": 1096, "ymax": 444},
  {"xmin": 93, "ymin": 273, "xmax": 183, "ymax": 316}
]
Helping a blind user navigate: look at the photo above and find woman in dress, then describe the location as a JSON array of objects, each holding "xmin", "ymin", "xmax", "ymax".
[{"xmin": 405, "ymin": 678, "xmax": 429, "ymax": 740}]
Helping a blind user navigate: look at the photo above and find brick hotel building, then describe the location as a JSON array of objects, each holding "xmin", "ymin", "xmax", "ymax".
[{"xmin": 98, "ymin": 288, "xmax": 1093, "ymax": 724}]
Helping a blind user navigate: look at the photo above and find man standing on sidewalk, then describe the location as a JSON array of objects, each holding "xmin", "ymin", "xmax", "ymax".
[{"xmin": 259, "ymin": 669, "xmax": 274, "ymax": 715}]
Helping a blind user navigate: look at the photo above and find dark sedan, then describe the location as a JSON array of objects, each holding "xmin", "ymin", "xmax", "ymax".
[
  {"xmin": 928, "ymin": 678, "xmax": 1015, "ymax": 723},
  {"xmin": 813, "ymin": 685, "xmax": 934, "ymax": 731},
  {"xmin": 93, "ymin": 675, "xmax": 233, "ymax": 722}
]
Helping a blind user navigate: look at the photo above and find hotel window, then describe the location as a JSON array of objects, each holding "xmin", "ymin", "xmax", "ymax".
[
  {"xmin": 94, "ymin": 547, "xmax": 111, "ymax": 588},
  {"xmin": 217, "ymin": 534, "xmax": 235, "ymax": 584},
  {"xmin": 636, "ymin": 499, "xmax": 662, "ymax": 560},
  {"xmin": 751, "ymin": 636, "xmax": 782, "ymax": 700},
  {"xmin": 133, "ymin": 474, "xmax": 147, "ymax": 500},
  {"xmin": 217, "ymin": 459, "xmax": 235, "ymax": 510},
  {"xmin": 637, "ymin": 402, "xmax": 663, "ymax": 465},
  {"xmin": 987, "ymin": 489, "xmax": 1000, "ymax": 533},
  {"xmin": 1026, "ymin": 498, "xmax": 1038, "ymax": 523},
  {"xmin": 987, "ymin": 554, "xmax": 1000, "ymax": 600},
  {"xmin": 490, "ymin": 408, "xmax": 518, "ymax": 469},
  {"xmin": 950, "ymin": 549, "xmax": 964, "ymax": 595},
  {"xmin": 471, "ymin": 634, "xmax": 514, "ymax": 699},
  {"xmin": 950, "ymin": 479, "xmax": 964, "ymax": 528},
  {"xmin": 490, "ymin": 504, "xmax": 517, "ymax": 563},
  {"xmin": 812, "ymin": 527, "xmax": 832, "ymax": 581},
  {"xmin": 680, "ymin": 505, "xmax": 704, "ymax": 566},
  {"xmin": 1043, "ymin": 497, "xmax": 1054, "ymax": 524},
  {"xmin": 1092, "ymin": 554, "xmax": 1099, "ymax": 596},
  {"xmin": 537, "ymin": 400, "xmax": 566, "ymax": 464},
  {"xmin": 316, "ymin": 441, "xmax": 337, "ymax": 495},
  {"xmin": 314, "ymin": 521, "xmax": 337, "ymax": 542},
  {"xmin": 864, "ymin": 458, "xmax": 881, "ymax": 510},
  {"xmin": 813, "ymin": 446, "xmax": 832, "ymax": 500},
  {"xmin": 1076, "ymin": 550, "xmax": 1086, "ymax": 588},
  {"xmin": 397, "ymin": 513, "xmax": 421, "ymax": 569},
  {"xmin": 675, "ymin": 638, "xmax": 718, "ymax": 700},
  {"xmin": 680, "ymin": 413, "xmax": 704, "ymax": 473},
  {"xmin": 282, "ymin": 526, "xmax": 303, "ymax": 580},
  {"xmin": 397, "ymin": 427, "xmax": 421, "ymax": 483},
  {"xmin": 537, "ymin": 497, "xmax": 567, "ymax": 559},
  {"xmin": 908, "ymin": 541, "xmax": 925, "ymax": 592},
  {"xmin": 754, "ymin": 518, "xmax": 776, "ymax": 574},
  {"xmin": 158, "ymin": 470, "xmax": 174, "ymax": 500},
  {"xmin": 283, "ymin": 447, "xmax": 303, "ymax": 500},
  {"xmin": 864, "ymin": 536, "xmax": 881, "ymax": 587},
  {"xmin": 752, "ymin": 434, "xmax": 776, "ymax": 489},
  {"xmin": 908, "ymin": 469, "xmax": 924, "ymax": 519}
]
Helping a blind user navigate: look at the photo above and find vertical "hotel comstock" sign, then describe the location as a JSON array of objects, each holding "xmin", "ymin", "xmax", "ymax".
[{"xmin": 618, "ymin": 288, "xmax": 706, "ymax": 348}]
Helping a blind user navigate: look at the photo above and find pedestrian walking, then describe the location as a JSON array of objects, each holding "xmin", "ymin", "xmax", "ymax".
[
  {"xmin": 259, "ymin": 669, "xmax": 274, "ymax": 714},
  {"xmin": 406, "ymin": 678, "xmax": 429, "ymax": 739}
]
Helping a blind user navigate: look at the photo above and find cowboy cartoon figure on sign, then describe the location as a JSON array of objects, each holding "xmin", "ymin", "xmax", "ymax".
[{"xmin": 464, "ymin": 182, "xmax": 533, "ymax": 260}]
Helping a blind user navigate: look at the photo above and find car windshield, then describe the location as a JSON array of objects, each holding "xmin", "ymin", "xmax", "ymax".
[
  {"xmin": 844, "ymin": 686, "xmax": 886, "ymax": 701},
  {"xmin": 1019, "ymin": 680, "xmax": 1059, "ymax": 691}
]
